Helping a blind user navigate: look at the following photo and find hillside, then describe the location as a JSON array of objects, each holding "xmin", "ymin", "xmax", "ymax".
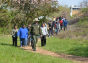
[{"xmin": 57, "ymin": 16, "xmax": 88, "ymax": 40}]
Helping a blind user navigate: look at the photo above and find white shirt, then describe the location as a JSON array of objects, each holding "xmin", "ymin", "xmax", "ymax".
[{"xmin": 41, "ymin": 27, "xmax": 48, "ymax": 35}]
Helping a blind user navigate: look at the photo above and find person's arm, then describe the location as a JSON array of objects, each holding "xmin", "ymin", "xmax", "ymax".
[
  {"xmin": 17, "ymin": 28, "xmax": 20, "ymax": 37},
  {"xmin": 45, "ymin": 27, "xmax": 48, "ymax": 35}
]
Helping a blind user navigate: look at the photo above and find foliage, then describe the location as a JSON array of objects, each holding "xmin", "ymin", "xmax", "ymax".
[
  {"xmin": 0, "ymin": 0, "xmax": 59, "ymax": 34},
  {"xmin": 48, "ymin": 6, "xmax": 70, "ymax": 20},
  {"xmin": 81, "ymin": 8, "xmax": 88, "ymax": 16},
  {"xmin": 80, "ymin": 0, "xmax": 88, "ymax": 16},
  {"xmin": 78, "ymin": 16, "xmax": 88, "ymax": 27}
]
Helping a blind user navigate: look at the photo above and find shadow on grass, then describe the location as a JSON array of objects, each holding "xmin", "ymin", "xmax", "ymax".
[
  {"xmin": 0, "ymin": 42, "xmax": 20, "ymax": 47},
  {"xmin": 0, "ymin": 42, "xmax": 12, "ymax": 46},
  {"xmin": 68, "ymin": 46, "xmax": 88, "ymax": 57}
]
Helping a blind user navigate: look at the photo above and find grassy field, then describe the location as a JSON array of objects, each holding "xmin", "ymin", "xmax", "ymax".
[
  {"xmin": 78, "ymin": 17, "xmax": 88, "ymax": 27},
  {"xmin": 38, "ymin": 37, "xmax": 88, "ymax": 57},
  {"xmin": 0, "ymin": 35, "xmax": 74, "ymax": 63}
]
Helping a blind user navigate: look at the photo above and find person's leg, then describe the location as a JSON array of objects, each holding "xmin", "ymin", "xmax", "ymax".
[
  {"xmin": 61, "ymin": 25, "xmax": 63, "ymax": 30},
  {"xmin": 15, "ymin": 37, "xmax": 17, "ymax": 46},
  {"xmin": 27, "ymin": 37, "xmax": 30, "ymax": 46},
  {"xmin": 12, "ymin": 37, "xmax": 14, "ymax": 46},
  {"xmin": 64, "ymin": 26, "xmax": 65, "ymax": 31},
  {"xmin": 36, "ymin": 36, "xmax": 38, "ymax": 44},
  {"xmin": 51, "ymin": 28, "xmax": 53, "ymax": 36},
  {"xmin": 44, "ymin": 35, "xmax": 46, "ymax": 46},
  {"xmin": 49, "ymin": 29, "xmax": 51, "ymax": 37},
  {"xmin": 60, "ymin": 25, "xmax": 62, "ymax": 30},
  {"xmin": 31, "ymin": 36, "xmax": 33, "ymax": 48},
  {"xmin": 22, "ymin": 39, "xmax": 24, "ymax": 46},
  {"xmin": 55, "ymin": 28, "xmax": 58, "ymax": 35},
  {"xmin": 32, "ymin": 35, "xmax": 36, "ymax": 51},
  {"xmin": 59, "ymin": 24, "xmax": 61, "ymax": 31},
  {"xmin": 20, "ymin": 38, "xmax": 25, "ymax": 47},
  {"xmin": 30, "ymin": 37, "xmax": 33, "ymax": 46},
  {"xmin": 24, "ymin": 38, "xmax": 28, "ymax": 46},
  {"xmin": 66, "ymin": 26, "xmax": 67, "ymax": 30},
  {"xmin": 41, "ymin": 36, "xmax": 43, "ymax": 46}
]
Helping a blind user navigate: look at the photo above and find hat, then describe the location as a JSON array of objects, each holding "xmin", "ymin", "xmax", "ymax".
[{"xmin": 33, "ymin": 18, "xmax": 39, "ymax": 21}]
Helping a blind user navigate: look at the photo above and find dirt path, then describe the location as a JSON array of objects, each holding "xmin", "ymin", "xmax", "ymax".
[{"xmin": 21, "ymin": 46, "xmax": 88, "ymax": 63}]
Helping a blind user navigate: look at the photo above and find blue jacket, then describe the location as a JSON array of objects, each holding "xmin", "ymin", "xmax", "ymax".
[
  {"xmin": 63, "ymin": 20, "xmax": 68, "ymax": 27},
  {"xmin": 17, "ymin": 27, "xmax": 28, "ymax": 38}
]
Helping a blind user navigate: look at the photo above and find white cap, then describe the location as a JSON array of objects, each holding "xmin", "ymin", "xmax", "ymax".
[{"xmin": 33, "ymin": 18, "xmax": 39, "ymax": 21}]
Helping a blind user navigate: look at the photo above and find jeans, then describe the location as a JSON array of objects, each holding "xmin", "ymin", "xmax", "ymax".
[
  {"xmin": 20, "ymin": 38, "xmax": 25, "ymax": 47},
  {"xmin": 49, "ymin": 29, "xmax": 53, "ymax": 37},
  {"xmin": 55, "ymin": 28, "xmax": 59, "ymax": 35},
  {"xmin": 24, "ymin": 38, "xmax": 28, "ymax": 46}
]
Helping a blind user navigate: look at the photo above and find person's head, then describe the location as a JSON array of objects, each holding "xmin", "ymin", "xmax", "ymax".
[
  {"xmin": 61, "ymin": 16, "xmax": 63, "ymax": 18},
  {"xmin": 33, "ymin": 18, "xmax": 39, "ymax": 24},
  {"xmin": 50, "ymin": 20, "xmax": 51, "ymax": 22},
  {"xmin": 42, "ymin": 23, "xmax": 45, "ymax": 27},
  {"xmin": 28, "ymin": 24, "xmax": 31, "ymax": 27},
  {"xmin": 14, "ymin": 25, "xmax": 17, "ymax": 29},
  {"xmin": 35, "ymin": 21, "xmax": 38, "ymax": 24},
  {"xmin": 22, "ymin": 24, "xmax": 26, "ymax": 28}
]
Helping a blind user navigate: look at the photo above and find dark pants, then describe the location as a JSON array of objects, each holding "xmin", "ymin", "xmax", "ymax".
[
  {"xmin": 41, "ymin": 35, "xmax": 46, "ymax": 46},
  {"xmin": 55, "ymin": 28, "xmax": 59, "ymax": 35},
  {"xmin": 64, "ymin": 26, "xmax": 67, "ymax": 31},
  {"xmin": 31, "ymin": 35, "xmax": 38, "ymax": 51},
  {"xmin": 12, "ymin": 37, "xmax": 17, "ymax": 46},
  {"xmin": 60, "ymin": 25, "xmax": 63, "ymax": 30},
  {"xmin": 20, "ymin": 38, "xmax": 25, "ymax": 47},
  {"xmin": 49, "ymin": 28, "xmax": 53, "ymax": 37}
]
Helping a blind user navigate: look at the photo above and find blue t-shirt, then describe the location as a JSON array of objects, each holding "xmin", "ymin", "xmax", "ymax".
[{"xmin": 63, "ymin": 20, "xmax": 68, "ymax": 27}]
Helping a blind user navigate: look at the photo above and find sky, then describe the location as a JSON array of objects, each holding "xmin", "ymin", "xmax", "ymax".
[{"xmin": 58, "ymin": 0, "xmax": 84, "ymax": 7}]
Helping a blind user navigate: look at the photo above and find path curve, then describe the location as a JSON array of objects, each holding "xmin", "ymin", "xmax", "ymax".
[{"xmin": 21, "ymin": 46, "xmax": 88, "ymax": 63}]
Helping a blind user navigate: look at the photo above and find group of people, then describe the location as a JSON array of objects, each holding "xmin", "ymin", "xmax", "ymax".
[
  {"xmin": 48, "ymin": 16, "xmax": 68, "ymax": 37},
  {"xmin": 12, "ymin": 18, "xmax": 48, "ymax": 51},
  {"xmin": 12, "ymin": 16, "xmax": 68, "ymax": 51}
]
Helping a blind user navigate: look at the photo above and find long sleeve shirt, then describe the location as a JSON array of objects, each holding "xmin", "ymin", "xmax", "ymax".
[
  {"xmin": 17, "ymin": 27, "xmax": 28, "ymax": 38},
  {"xmin": 41, "ymin": 27, "xmax": 48, "ymax": 35},
  {"xmin": 12, "ymin": 29, "xmax": 18, "ymax": 37}
]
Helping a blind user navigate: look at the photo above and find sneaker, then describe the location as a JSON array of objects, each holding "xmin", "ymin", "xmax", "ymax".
[{"xmin": 33, "ymin": 49, "xmax": 36, "ymax": 51}]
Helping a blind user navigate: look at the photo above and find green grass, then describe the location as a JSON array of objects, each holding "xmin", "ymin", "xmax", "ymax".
[
  {"xmin": 78, "ymin": 17, "xmax": 88, "ymax": 27},
  {"xmin": 38, "ymin": 37, "xmax": 88, "ymax": 57},
  {"xmin": 0, "ymin": 35, "xmax": 74, "ymax": 63}
]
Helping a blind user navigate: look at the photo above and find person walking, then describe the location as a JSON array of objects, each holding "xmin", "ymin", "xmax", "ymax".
[
  {"xmin": 12, "ymin": 25, "xmax": 18, "ymax": 46},
  {"xmin": 41, "ymin": 23, "xmax": 48, "ymax": 46},
  {"xmin": 18, "ymin": 24, "xmax": 28, "ymax": 47},
  {"xmin": 27, "ymin": 24, "xmax": 32, "ymax": 46},
  {"xmin": 30, "ymin": 18, "xmax": 41, "ymax": 51},
  {"xmin": 59, "ymin": 19, "xmax": 63, "ymax": 30},
  {"xmin": 52, "ymin": 16, "xmax": 57, "ymax": 36},
  {"xmin": 63, "ymin": 18, "xmax": 68, "ymax": 31},
  {"xmin": 48, "ymin": 21, "xmax": 52, "ymax": 37},
  {"xmin": 55, "ymin": 21, "xmax": 60, "ymax": 35}
]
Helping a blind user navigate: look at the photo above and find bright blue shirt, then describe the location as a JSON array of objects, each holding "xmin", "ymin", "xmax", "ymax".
[{"xmin": 18, "ymin": 27, "xmax": 28, "ymax": 38}]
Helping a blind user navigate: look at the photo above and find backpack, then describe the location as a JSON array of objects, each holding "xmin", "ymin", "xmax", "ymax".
[
  {"xmin": 31, "ymin": 24, "xmax": 40, "ymax": 35},
  {"xmin": 59, "ymin": 20, "xmax": 63, "ymax": 25}
]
